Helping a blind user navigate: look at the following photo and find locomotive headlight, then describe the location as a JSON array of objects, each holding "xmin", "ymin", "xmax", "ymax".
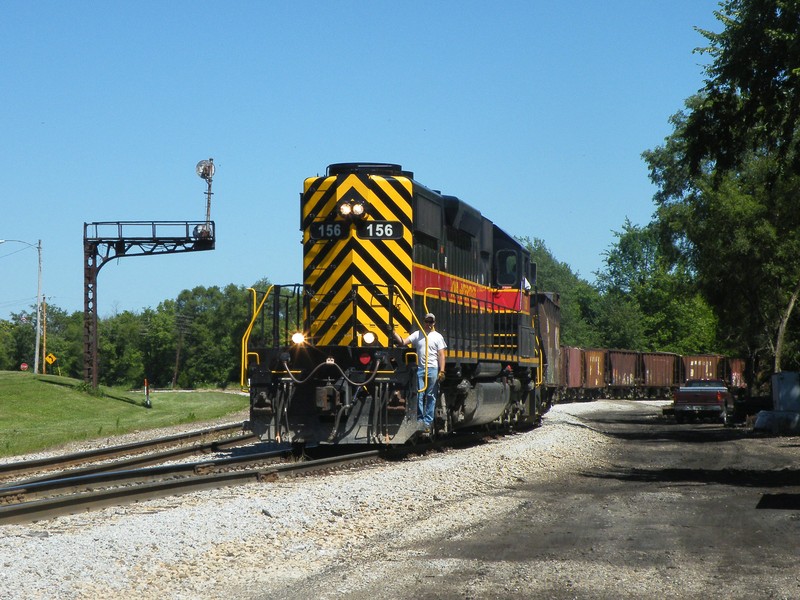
[
  {"xmin": 291, "ymin": 331, "xmax": 306, "ymax": 345},
  {"xmin": 337, "ymin": 200, "xmax": 367, "ymax": 220},
  {"xmin": 362, "ymin": 331, "xmax": 376, "ymax": 345}
]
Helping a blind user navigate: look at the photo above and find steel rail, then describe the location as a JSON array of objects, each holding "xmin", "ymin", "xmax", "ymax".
[
  {"xmin": 0, "ymin": 447, "xmax": 294, "ymax": 505},
  {"xmin": 0, "ymin": 450, "xmax": 381, "ymax": 525},
  {"xmin": 0, "ymin": 422, "xmax": 246, "ymax": 479},
  {"xmin": 0, "ymin": 433, "xmax": 257, "ymax": 491}
]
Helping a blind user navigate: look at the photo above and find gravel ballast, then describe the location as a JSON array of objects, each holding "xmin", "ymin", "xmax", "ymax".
[
  {"xmin": 0, "ymin": 403, "xmax": 610, "ymax": 599},
  {"xmin": 3, "ymin": 400, "xmax": 798, "ymax": 600}
]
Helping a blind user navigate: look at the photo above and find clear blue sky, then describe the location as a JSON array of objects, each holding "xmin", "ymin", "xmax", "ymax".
[{"xmin": 1, "ymin": 1, "xmax": 721, "ymax": 319}]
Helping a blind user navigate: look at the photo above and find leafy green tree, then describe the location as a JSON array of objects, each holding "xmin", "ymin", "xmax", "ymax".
[
  {"xmin": 593, "ymin": 293, "xmax": 647, "ymax": 350},
  {"xmin": 0, "ymin": 278, "xmax": 269, "ymax": 389},
  {"xmin": 646, "ymin": 106, "xmax": 800, "ymax": 375},
  {"xmin": 595, "ymin": 220, "xmax": 719, "ymax": 354},
  {"xmin": 99, "ymin": 310, "xmax": 145, "ymax": 388},
  {"xmin": 687, "ymin": 0, "xmax": 800, "ymax": 175},
  {"xmin": 6, "ymin": 310, "xmax": 38, "ymax": 370},
  {"xmin": 0, "ymin": 319, "xmax": 15, "ymax": 370},
  {"xmin": 644, "ymin": 0, "xmax": 800, "ymax": 376},
  {"xmin": 172, "ymin": 284, "xmax": 251, "ymax": 388},
  {"xmin": 40, "ymin": 304, "xmax": 83, "ymax": 378},
  {"xmin": 0, "ymin": 303, "xmax": 83, "ymax": 376},
  {"xmin": 139, "ymin": 305, "xmax": 179, "ymax": 387}
]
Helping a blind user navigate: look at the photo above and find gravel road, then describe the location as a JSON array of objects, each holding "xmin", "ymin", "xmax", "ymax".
[{"xmin": 1, "ymin": 400, "xmax": 798, "ymax": 600}]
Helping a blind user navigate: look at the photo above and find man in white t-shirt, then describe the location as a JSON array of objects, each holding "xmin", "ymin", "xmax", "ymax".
[{"xmin": 393, "ymin": 312, "xmax": 447, "ymax": 433}]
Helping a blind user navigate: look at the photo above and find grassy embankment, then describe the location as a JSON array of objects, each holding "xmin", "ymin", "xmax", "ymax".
[{"xmin": 0, "ymin": 371, "xmax": 248, "ymax": 458}]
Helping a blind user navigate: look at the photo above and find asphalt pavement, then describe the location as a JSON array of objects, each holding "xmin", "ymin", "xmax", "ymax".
[{"xmin": 296, "ymin": 400, "xmax": 800, "ymax": 600}]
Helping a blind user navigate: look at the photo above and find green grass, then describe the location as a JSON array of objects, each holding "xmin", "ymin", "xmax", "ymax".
[{"xmin": 0, "ymin": 371, "xmax": 248, "ymax": 458}]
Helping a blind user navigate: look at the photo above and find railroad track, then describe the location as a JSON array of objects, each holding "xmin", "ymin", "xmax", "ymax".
[
  {"xmin": 0, "ymin": 422, "xmax": 250, "ymax": 483},
  {"xmin": 0, "ymin": 449, "xmax": 382, "ymax": 525},
  {"xmin": 0, "ymin": 429, "xmax": 493, "ymax": 526}
]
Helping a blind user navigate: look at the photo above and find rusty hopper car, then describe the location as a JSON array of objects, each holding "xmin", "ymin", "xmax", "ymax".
[
  {"xmin": 639, "ymin": 352, "xmax": 679, "ymax": 399},
  {"xmin": 583, "ymin": 349, "xmax": 606, "ymax": 400},
  {"xmin": 241, "ymin": 163, "xmax": 558, "ymax": 445},
  {"xmin": 534, "ymin": 292, "xmax": 561, "ymax": 407},
  {"xmin": 727, "ymin": 358, "xmax": 746, "ymax": 390},
  {"xmin": 682, "ymin": 354, "xmax": 723, "ymax": 382},
  {"xmin": 606, "ymin": 350, "xmax": 639, "ymax": 398},
  {"xmin": 560, "ymin": 346, "xmax": 583, "ymax": 402}
]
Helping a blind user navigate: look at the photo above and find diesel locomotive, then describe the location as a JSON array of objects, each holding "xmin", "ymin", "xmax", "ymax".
[{"xmin": 241, "ymin": 163, "xmax": 561, "ymax": 445}]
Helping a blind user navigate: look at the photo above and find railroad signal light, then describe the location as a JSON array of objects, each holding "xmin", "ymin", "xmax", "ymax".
[
  {"xmin": 195, "ymin": 159, "xmax": 215, "ymax": 181},
  {"xmin": 196, "ymin": 158, "xmax": 215, "ymax": 227}
]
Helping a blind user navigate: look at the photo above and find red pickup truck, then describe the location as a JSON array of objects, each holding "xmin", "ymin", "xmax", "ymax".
[{"xmin": 673, "ymin": 379, "xmax": 733, "ymax": 424}]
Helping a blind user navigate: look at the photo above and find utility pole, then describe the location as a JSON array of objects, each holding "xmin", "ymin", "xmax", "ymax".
[
  {"xmin": 35, "ymin": 240, "xmax": 42, "ymax": 375},
  {"xmin": 0, "ymin": 238, "xmax": 42, "ymax": 374}
]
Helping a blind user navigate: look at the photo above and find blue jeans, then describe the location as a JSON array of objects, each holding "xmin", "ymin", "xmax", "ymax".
[{"xmin": 417, "ymin": 367, "xmax": 438, "ymax": 426}]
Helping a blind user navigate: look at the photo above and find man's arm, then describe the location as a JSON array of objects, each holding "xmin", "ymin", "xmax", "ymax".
[{"xmin": 393, "ymin": 329, "xmax": 413, "ymax": 346}]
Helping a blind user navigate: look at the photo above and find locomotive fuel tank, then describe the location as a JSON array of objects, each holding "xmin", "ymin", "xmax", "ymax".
[{"xmin": 455, "ymin": 380, "xmax": 511, "ymax": 427}]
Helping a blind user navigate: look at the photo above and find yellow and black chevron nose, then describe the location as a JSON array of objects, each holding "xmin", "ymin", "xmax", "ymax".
[{"xmin": 301, "ymin": 172, "xmax": 414, "ymax": 346}]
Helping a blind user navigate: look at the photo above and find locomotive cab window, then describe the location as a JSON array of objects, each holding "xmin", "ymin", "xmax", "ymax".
[{"xmin": 496, "ymin": 249, "xmax": 518, "ymax": 287}]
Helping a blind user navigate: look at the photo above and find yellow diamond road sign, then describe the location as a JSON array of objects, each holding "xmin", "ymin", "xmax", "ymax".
[{"xmin": 45, "ymin": 353, "xmax": 57, "ymax": 365}]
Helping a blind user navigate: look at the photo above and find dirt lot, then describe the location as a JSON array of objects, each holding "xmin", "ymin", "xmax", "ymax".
[{"xmin": 283, "ymin": 400, "xmax": 800, "ymax": 600}]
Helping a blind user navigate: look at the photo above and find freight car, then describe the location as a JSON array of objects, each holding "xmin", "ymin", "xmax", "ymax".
[
  {"xmin": 607, "ymin": 350, "xmax": 639, "ymax": 399},
  {"xmin": 682, "ymin": 354, "xmax": 722, "ymax": 381},
  {"xmin": 534, "ymin": 292, "xmax": 562, "ymax": 407},
  {"xmin": 557, "ymin": 349, "xmax": 745, "ymax": 401},
  {"xmin": 640, "ymin": 352, "xmax": 680, "ymax": 399},
  {"xmin": 560, "ymin": 346, "xmax": 583, "ymax": 402},
  {"xmin": 241, "ymin": 163, "xmax": 559, "ymax": 445}
]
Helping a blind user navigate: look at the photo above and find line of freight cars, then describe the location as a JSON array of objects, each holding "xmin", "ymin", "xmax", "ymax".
[{"xmin": 553, "ymin": 348, "xmax": 746, "ymax": 402}]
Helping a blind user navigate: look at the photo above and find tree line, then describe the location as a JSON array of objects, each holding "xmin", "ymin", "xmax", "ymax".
[
  {"xmin": 0, "ymin": 281, "xmax": 260, "ymax": 389},
  {"xmin": 2, "ymin": 1, "xmax": 798, "ymax": 392}
]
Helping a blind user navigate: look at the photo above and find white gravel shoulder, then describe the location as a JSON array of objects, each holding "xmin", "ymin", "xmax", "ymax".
[{"xmin": 0, "ymin": 402, "xmax": 640, "ymax": 600}]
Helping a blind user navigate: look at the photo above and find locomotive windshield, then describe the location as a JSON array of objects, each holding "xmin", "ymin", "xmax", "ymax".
[{"xmin": 496, "ymin": 249, "xmax": 518, "ymax": 287}]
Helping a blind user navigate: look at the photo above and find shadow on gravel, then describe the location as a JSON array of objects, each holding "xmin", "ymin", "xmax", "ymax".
[
  {"xmin": 583, "ymin": 466, "xmax": 800, "ymax": 488},
  {"xmin": 589, "ymin": 416, "xmax": 670, "ymax": 427},
  {"xmin": 756, "ymin": 493, "xmax": 800, "ymax": 509},
  {"xmin": 563, "ymin": 419, "xmax": 751, "ymax": 444}
]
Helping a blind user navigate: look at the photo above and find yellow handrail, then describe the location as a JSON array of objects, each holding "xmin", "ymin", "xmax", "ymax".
[
  {"xmin": 536, "ymin": 347, "xmax": 543, "ymax": 386},
  {"xmin": 387, "ymin": 285, "xmax": 431, "ymax": 393},
  {"xmin": 240, "ymin": 286, "xmax": 274, "ymax": 390},
  {"xmin": 417, "ymin": 287, "xmax": 449, "ymax": 393}
]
